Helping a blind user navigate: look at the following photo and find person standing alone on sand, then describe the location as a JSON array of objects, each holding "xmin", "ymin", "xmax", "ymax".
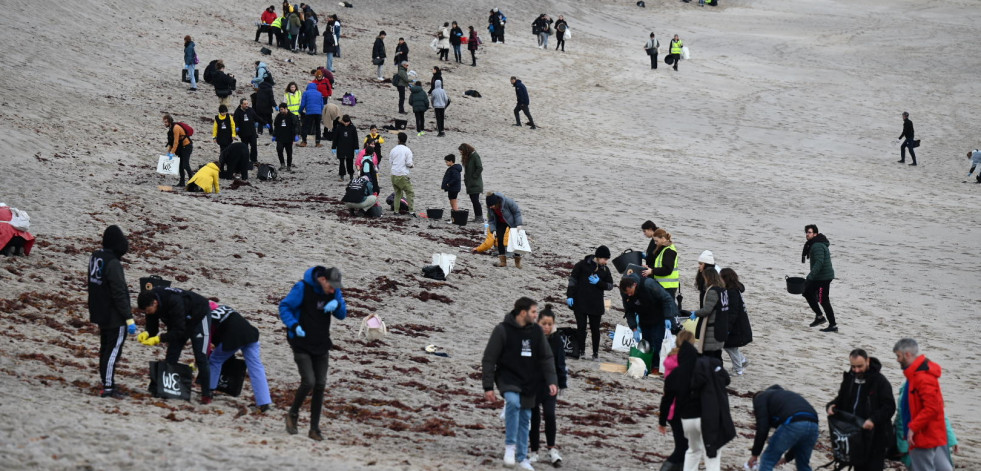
[
  {"xmin": 482, "ymin": 297, "xmax": 558, "ymax": 470},
  {"xmin": 88, "ymin": 225, "xmax": 136, "ymax": 398},
  {"xmin": 554, "ymin": 16, "xmax": 568, "ymax": 52},
  {"xmin": 389, "ymin": 132, "xmax": 415, "ymax": 215},
  {"xmin": 372, "ymin": 31, "xmax": 387, "ymax": 81},
  {"xmin": 801, "ymin": 224, "xmax": 837, "ymax": 332},
  {"xmin": 898, "ymin": 111, "xmax": 918, "ymax": 165},
  {"xmin": 183, "ymin": 35, "xmax": 197, "ymax": 91},
  {"xmin": 645, "ymin": 32, "xmax": 660, "ymax": 69},
  {"xmin": 670, "ymin": 34, "xmax": 683, "ymax": 71},
  {"xmin": 511, "ymin": 77, "xmax": 536, "ymax": 130}
]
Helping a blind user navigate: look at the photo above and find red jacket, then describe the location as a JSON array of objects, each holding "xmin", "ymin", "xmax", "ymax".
[
  {"xmin": 260, "ymin": 10, "xmax": 277, "ymax": 25},
  {"xmin": 904, "ymin": 355, "xmax": 947, "ymax": 449},
  {"xmin": 312, "ymin": 77, "xmax": 332, "ymax": 98}
]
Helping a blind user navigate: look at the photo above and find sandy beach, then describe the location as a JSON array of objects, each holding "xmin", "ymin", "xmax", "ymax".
[{"xmin": 1, "ymin": 0, "xmax": 979, "ymax": 469}]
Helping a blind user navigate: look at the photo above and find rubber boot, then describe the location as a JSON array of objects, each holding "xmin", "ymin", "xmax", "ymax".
[
  {"xmin": 514, "ymin": 255, "xmax": 522, "ymax": 269},
  {"xmin": 495, "ymin": 255, "xmax": 507, "ymax": 267},
  {"xmin": 659, "ymin": 461, "xmax": 683, "ymax": 471}
]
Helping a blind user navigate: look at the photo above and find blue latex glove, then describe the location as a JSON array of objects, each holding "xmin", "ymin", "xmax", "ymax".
[
  {"xmin": 633, "ymin": 329, "xmax": 642, "ymax": 343},
  {"xmin": 566, "ymin": 297, "xmax": 574, "ymax": 308},
  {"xmin": 167, "ymin": 153, "xmax": 176, "ymax": 158},
  {"xmin": 265, "ymin": 124, "xmax": 272, "ymax": 130},
  {"xmin": 665, "ymin": 319, "xmax": 672, "ymax": 331},
  {"xmin": 293, "ymin": 324, "xmax": 306, "ymax": 338},
  {"xmin": 324, "ymin": 299, "xmax": 339, "ymax": 313},
  {"xmin": 294, "ymin": 135, "xmax": 300, "ymax": 142},
  {"xmin": 588, "ymin": 274, "xmax": 600, "ymax": 285},
  {"xmin": 688, "ymin": 311, "xmax": 697, "ymax": 321},
  {"xmin": 235, "ymin": 127, "xmax": 240, "ymax": 132},
  {"xmin": 271, "ymin": 135, "xmax": 276, "ymax": 142},
  {"xmin": 331, "ymin": 149, "xmax": 337, "ymax": 155},
  {"xmin": 126, "ymin": 319, "xmax": 137, "ymax": 335}
]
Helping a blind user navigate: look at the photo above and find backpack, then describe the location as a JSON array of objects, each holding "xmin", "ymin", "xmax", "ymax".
[
  {"xmin": 385, "ymin": 192, "xmax": 410, "ymax": 213},
  {"xmin": 203, "ymin": 59, "xmax": 219, "ymax": 83},
  {"xmin": 391, "ymin": 73, "xmax": 402, "ymax": 87},
  {"xmin": 342, "ymin": 93, "xmax": 357, "ymax": 106},
  {"xmin": 556, "ymin": 327, "xmax": 581, "ymax": 359},
  {"xmin": 176, "ymin": 122, "xmax": 195, "ymax": 137},
  {"xmin": 356, "ymin": 313, "xmax": 387, "ymax": 340},
  {"xmin": 257, "ymin": 163, "xmax": 278, "ymax": 180},
  {"xmin": 823, "ymin": 410, "xmax": 870, "ymax": 470}
]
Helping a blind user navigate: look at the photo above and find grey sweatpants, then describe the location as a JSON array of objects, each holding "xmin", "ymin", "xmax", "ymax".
[{"xmin": 910, "ymin": 446, "xmax": 952, "ymax": 471}]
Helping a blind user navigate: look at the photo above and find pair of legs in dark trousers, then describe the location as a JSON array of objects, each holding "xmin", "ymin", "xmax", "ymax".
[
  {"xmin": 900, "ymin": 139, "xmax": 917, "ymax": 164},
  {"xmin": 453, "ymin": 45, "xmax": 462, "ymax": 62},
  {"xmin": 575, "ymin": 311, "xmax": 602, "ymax": 357},
  {"xmin": 639, "ymin": 322, "xmax": 666, "ymax": 371},
  {"xmin": 177, "ymin": 143, "xmax": 193, "ymax": 185},
  {"xmin": 98, "ymin": 325, "xmax": 127, "ymax": 391},
  {"xmin": 302, "ymin": 115, "xmax": 321, "ymax": 144},
  {"xmin": 338, "ymin": 152, "xmax": 355, "ymax": 179},
  {"xmin": 671, "ymin": 53, "xmax": 680, "ymax": 71},
  {"xmin": 289, "ymin": 351, "xmax": 329, "ymax": 433},
  {"xmin": 666, "ymin": 415, "xmax": 689, "ymax": 464},
  {"xmin": 414, "ymin": 111, "xmax": 426, "ymax": 132},
  {"xmin": 164, "ymin": 316, "xmax": 212, "ymax": 398},
  {"xmin": 514, "ymin": 104, "xmax": 535, "ymax": 127},
  {"xmin": 468, "ymin": 193, "xmax": 483, "ymax": 220},
  {"xmin": 241, "ymin": 134, "xmax": 258, "ymax": 163},
  {"xmin": 650, "ymin": 52, "xmax": 658, "ymax": 69},
  {"xmin": 397, "ymin": 86, "xmax": 406, "ymax": 113},
  {"xmin": 439, "ymin": 48, "xmax": 449, "ymax": 61},
  {"xmin": 804, "ymin": 279, "xmax": 836, "ymax": 326},
  {"xmin": 555, "ymin": 33, "xmax": 565, "ymax": 51},
  {"xmin": 530, "ymin": 392, "xmax": 557, "ymax": 452},
  {"xmin": 255, "ymin": 25, "xmax": 274, "ymax": 44},
  {"xmin": 470, "ymin": 50, "xmax": 477, "ymax": 66},
  {"xmin": 434, "ymin": 108, "xmax": 445, "ymax": 134},
  {"xmin": 277, "ymin": 141, "xmax": 293, "ymax": 167}
]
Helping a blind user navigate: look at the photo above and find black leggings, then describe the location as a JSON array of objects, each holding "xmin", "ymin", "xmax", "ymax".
[
  {"xmin": 277, "ymin": 141, "xmax": 293, "ymax": 166},
  {"xmin": 495, "ymin": 221, "xmax": 509, "ymax": 255},
  {"xmin": 530, "ymin": 392, "xmax": 557, "ymax": 450},
  {"xmin": 397, "ymin": 86, "xmax": 406, "ymax": 113},
  {"xmin": 667, "ymin": 415, "xmax": 689, "ymax": 463},
  {"xmin": 414, "ymin": 111, "xmax": 426, "ymax": 132},
  {"xmin": 470, "ymin": 49, "xmax": 477, "ymax": 65},
  {"xmin": 177, "ymin": 143, "xmax": 193, "ymax": 182},
  {"xmin": 434, "ymin": 108, "xmax": 445, "ymax": 133},
  {"xmin": 468, "ymin": 193, "xmax": 482, "ymax": 220},
  {"xmin": 804, "ymin": 279, "xmax": 836, "ymax": 325},
  {"xmin": 575, "ymin": 312, "xmax": 602, "ymax": 356},
  {"xmin": 338, "ymin": 152, "xmax": 354, "ymax": 178},
  {"xmin": 255, "ymin": 25, "xmax": 274, "ymax": 44},
  {"xmin": 289, "ymin": 351, "xmax": 329, "ymax": 432},
  {"xmin": 555, "ymin": 32, "xmax": 565, "ymax": 51}
]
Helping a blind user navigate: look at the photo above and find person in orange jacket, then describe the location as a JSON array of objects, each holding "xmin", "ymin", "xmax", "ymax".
[
  {"xmin": 187, "ymin": 162, "xmax": 220, "ymax": 193},
  {"xmin": 893, "ymin": 338, "xmax": 951, "ymax": 471}
]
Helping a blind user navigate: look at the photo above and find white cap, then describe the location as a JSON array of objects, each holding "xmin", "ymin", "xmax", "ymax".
[{"xmin": 697, "ymin": 250, "xmax": 715, "ymax": 265}]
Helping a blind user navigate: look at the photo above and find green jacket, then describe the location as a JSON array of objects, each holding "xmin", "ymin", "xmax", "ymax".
[
  {"xmin": 807, "ymin": 241, "xmax": 834, "ymax": 280},
  {"xmin": 463, "ymin": 151, "xmax": 483, "ymax": 194},
  {"xmin": 395, "ymin": 67, "xmax": 409, "ymax": 87},
  {"xmin": 409, "ymin": 85, "xmax": 429, "ymax": 112}
]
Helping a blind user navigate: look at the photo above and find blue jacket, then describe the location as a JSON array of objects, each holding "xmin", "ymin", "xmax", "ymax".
[
  {"xmin": 184, "ymin": 42, "xmax": 196, "ymax": 66},
  {"xmin": 513, "ymin": 80, "xmax": 529, "ymax": 105},
  {"xmin": 299, "ymin": 83, "xmax": 324, "ymax": 115},
  {"xmin": 251, "ymin": 62, "xmax": 271, "ymax": 87},
  {"xmin": 279, "ymin": 266, "xmax": 347, "ymax": 336}
]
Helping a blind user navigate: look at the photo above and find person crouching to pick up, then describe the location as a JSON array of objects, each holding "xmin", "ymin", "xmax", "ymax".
[
  {"xmin": 565, "ymin": 245, "xmax": 614, "ymax": 361},
  {"xmin": 486, "ymin": 192, "xmax": 524, "ymax": 268},
  {"xmin": 136, "ymin": 286, "xmax": 214, "ymax": 404},
  {"xmin": 278, "ymin": 266, "xmax": 347, "ymax": 441},
  {"xmin": 207, "ymin": 302, "xmax": 272, "ymax": 412},
  {"xmin": 965, "ymin": 149, "xmax": 981, "ymax": 183},
  {"xmin": 619, "ymin": 272, "xmax": 678, "ymax": 373},
  {"xmin": 748, "ymin": 385, "xmax": 820, "ymax": 471}
]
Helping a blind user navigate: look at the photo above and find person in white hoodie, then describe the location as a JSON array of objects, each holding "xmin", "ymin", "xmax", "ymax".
[
  {"xmin": 430, "ymin": 80, "xmax": 449, "ymax": 137},
  {"xmin": 389, "ymin": 132, "xmax": 415, "ymax": 215}
]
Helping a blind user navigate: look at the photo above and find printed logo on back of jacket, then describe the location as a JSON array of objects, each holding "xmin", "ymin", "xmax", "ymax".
[{"xmin": 89, "ymin": 258, "xmax": 104, "ymax": 285}]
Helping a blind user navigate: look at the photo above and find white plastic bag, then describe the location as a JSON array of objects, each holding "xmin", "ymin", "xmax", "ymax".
[
  {"xmin": 356, "ymin": 313, "xmax": 387, "ymax": 340},
  {"xmin": 564, "ymin": 28, "xmax": 572, "ymax": 40},
  {"xmin": 432, "ymin": 253, "xmax": 456, "ymax": 276},
  {"xmin": 681, "ymin": 46, "xmax": 691, "ymax": 60},
  {"xmin": 612, "ymin": 324, "xmax": 637, "ymax": 353},
  {"xmin": 626, "ymin": 357, "xmax": 647, "ymax": 379},
  {"xmin": 157, "ymin": 155, "xmax": 180, "ymax": 176},
  {"xmin": 659, "ymin": 331, "xmax": 676, "ymax": 372},
  {"xmin": 6, "ymin": 207, "xmax": 30, "ymax": 231},
  {"xmin": 506, "ymin": 229, "xmax": 531, "ymax": 255}
]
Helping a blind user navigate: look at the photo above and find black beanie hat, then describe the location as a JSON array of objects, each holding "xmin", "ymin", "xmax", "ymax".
[
  {"xmin": 102, "ymin": 225, "xmax": 129, "ymax": 258},
  {"xmin": 595, "ymin": 245, "xmax": 611, "ymax": 259},
  {"xmin": 486, "ymin": 194, "xmax": 501, "ymax": 208}
]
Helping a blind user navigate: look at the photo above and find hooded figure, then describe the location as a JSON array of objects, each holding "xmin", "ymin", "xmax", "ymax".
[
  {"xmin": 251, "ymin": 62, "xmax": 274, "ymax": 87},
  {"xmin": 87, "ymin": 225, "xmax": 135, "ymax": 397}
]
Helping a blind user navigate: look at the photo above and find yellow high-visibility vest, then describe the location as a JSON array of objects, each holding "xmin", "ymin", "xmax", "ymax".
[
  {"xmin": 654, "ymin": 244, "xmax": 679, "ymax": 289},
  {"xmin": 671, "ymin": 40, "xmax": 683, "ymax": 55}
]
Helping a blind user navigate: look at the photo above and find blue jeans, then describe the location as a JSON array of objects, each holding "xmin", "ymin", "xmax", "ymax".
[
  {"xmin": 503, "ymin": 391, "xmax": 532, "ymax": 462},
  {"xmin": 185, "ymin": 63, "xmax": 197, "ymax": 88},
  {"xmin": 325, "ymin": 52, "xmax": 334, "ymax": 72},
  {"xmin": 208, "ymin": 341, "xmax": 272, "ymax": 407},
  {"xmin": 759, "ymin": 421, "xmax": 819, "ymax": 471}
]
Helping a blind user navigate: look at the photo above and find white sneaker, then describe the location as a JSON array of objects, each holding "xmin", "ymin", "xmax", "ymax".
[
  {"xmin": 528, "ymin": 452, "xmax": 539, "ymax": 463},
  {"xmin": 518, "ymin": 459, "xmax": 535, "ymax": 470},
  {"xmin": 549, "ymin": 448, "xmax": 562, "ymax": 466},
  {"xmin": 504, "ymin": 445, "xmax": 516, "ymax": 467}
]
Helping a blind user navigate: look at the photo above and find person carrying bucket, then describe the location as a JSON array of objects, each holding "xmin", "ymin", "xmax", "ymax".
[{"xmin": 802, "ymin": 225, "xmax": 837, "ymax": 332}]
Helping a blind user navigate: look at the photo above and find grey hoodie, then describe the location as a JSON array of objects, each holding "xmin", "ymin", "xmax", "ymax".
[{"xmin": 430, "ymin": 80, "xmax": 448, "ymax": 108}]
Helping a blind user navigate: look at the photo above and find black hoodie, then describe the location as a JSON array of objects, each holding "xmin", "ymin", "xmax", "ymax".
[
  {"xmin": 826, "ymin": 357, "xmax": 896, "ymax": 451},
  {"xmin": 751, "ymin": 385, "xmax": 818, "ymax": 457},
  {"xmin": 87, "ymin": 225, "xmax": 132, "ymax": 328}
]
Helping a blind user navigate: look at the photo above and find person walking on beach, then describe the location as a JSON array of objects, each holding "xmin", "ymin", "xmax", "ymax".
[
  {"xmin": 459, "ymin": 143, "xmax": 483, "ymax": 221},
  {"xmin": 898, "ymin": 111, "xmax": 918, "ymax": 165},
  {"xmin": 645, "ymin": 33, "xmax": 660, "ymax": 69},
  {"xmin": 183, "ymin": 35, "xmax": 197, "ymax": 91},
  {"xmin": 554, "ymin": 16, "xmax": 568, "ymax": 52},
  {"xmin": 409, "ymin": 81, "xmax": 429, "ymax": 136},
  {"xmin": 233, "ymin": 98, "xmax": 261, "ymax": 165},
  {"xmin": 720, "ymin": 268, "xmax": 752, "ymax": 375},
  {"xmin": 273, "ymin": 103, "xmax": 298, "ymax": 171},
  {"xmin": 893, "ymin": 338, "xmax": 952, "ymax": 471},
  {"xmin": 669, "ymin": 35, "xmax": 683, "ymax": 71},
  {"xmin": 163, "ymin": 114, "xmax": 193, "ymax": 187},
  {"xmin": 566, "ymin": 246, "xmax": 614, "ymax": 361},
  {"xmin": 486, "ymin": 192, "xmax": 524, "ymax": 268},
  {"xmin": 212, "ymin": 105, "xmax": 237, "ymax": 153},
  {"xmin": 372, "ymin": 31, "xmax": 387, "ymax": 81},
  {"xmin": 88, "ymin": 225, "xmax": 136, "ymax": 398},
  {"xmin": 389, "ymin": 132, "xmax": 415, "ymax": 215},
  {"xmin": 279, "ymin": 266, "xmax": 347, "ymax": 441},
  {"xmin": 529, "ymin": 305, "xmax": 567, "ymax": 467},
  {"xmin": 827, "ymin": 348, "xmax": 895, "ymax": 471},
  {"xmin": 136, "ymin": 287, "xmax": 214, "ymax": 404},
  {"xmin": 430, "ymin": 79, "xmax": 448, "ymax": 137},
  {"xmin": 331, "ymin": 114, "xmax": 359, "ymax": 181},
  {"xmin": 747, "ymin": 385, "xmax": 819, "ymax": 471},
  {"xmin": 801, "ymin": 224, "xmax": 837, "ymax": 332},
  {"xmin": 620, "ymin": 272, "xmax": 677, "ymax": 372},
  {"xmin": 482, "ymin": 297, "xmax": 558, "ymax": 471},
  {"xmin": 511, "ymin": 77, "xmax": 536, "ymax": 129},
  {"xmin": 206, "ymin": 303, "xmax": 272, "ymax": 412},
  {"xmin": 468, "ymin": 26, "xmax": 480, "ymax": 66}
]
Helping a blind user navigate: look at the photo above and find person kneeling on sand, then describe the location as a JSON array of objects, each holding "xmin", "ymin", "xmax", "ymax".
[
  {"xmin": 486, "ymin": 192, "xmax": 523, "ymax": 268},
  {"xmin": 186, "ymin": 162, "xmax": 221, "ymax": 193},
  {"xmin": 341, "ymin": 174, "xmax": 376, "ymax": 216},
  {"xmin": 279, "ymin": 266, "xmax": 347, "ymax": 441},
  {"xmin": 218, "ymin": 142, "xmax": 252, "ymax": 181}
]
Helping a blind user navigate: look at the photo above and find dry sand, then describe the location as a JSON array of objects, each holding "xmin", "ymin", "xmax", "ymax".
[{"xmin": 1, "ymin": 0, "xmax": 979, "ymax": 469}]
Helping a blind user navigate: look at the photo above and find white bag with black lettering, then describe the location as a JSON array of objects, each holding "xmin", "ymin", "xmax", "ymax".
[
  {"xmin": 157, "ymin": 155, "xmax": 180, "ymax": 176},
  {"xmin": 432, "ymin": 253, "xmax": 457, "ymax": 276},
  {"xmin": 506, "ymin": 228, "xmax": 532, "ymax": 255},
  {"xmin": 612, "ymin": 324, "xmax": 637, "ymax": 353}
]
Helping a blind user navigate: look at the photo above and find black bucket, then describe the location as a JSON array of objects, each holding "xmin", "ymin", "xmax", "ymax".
[
  {"xmin": 426, "ymin": 208, "xmax": 444, "ymax": 219},
  {"xmin": 786, "ymin": 276, "xmax": 806, "ymax": 295},
  {"xmin": 450, "ymin": 209, "xmax": 469, "ymax": 226},
  {"xmin": 612, "ymin": 249, "xmax": 643, "ymax": 274}
]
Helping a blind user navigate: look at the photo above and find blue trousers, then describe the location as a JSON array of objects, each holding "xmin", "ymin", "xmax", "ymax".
[
  {"xmin": 208, "ymin": 341, "xmax": 271, "ymax": 407},
  {"xmin": 759, "ymin": 421, "xmax": 819, "ymax": 471},
  {"xmin": 504, "ymin": 391, "xmax": 532, "ymax": 462}
]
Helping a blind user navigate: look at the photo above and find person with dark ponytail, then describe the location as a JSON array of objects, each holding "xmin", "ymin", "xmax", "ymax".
[
  {"xmin": 720, "ymin": 268, "xmax": 752, "ymax": 375},
  {"xmin": 529, "ymin": 304, "xmax": 567, "ymax": 467}
]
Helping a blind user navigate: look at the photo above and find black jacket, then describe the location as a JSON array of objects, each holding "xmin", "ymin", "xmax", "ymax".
[
  {"xmin": 323, "ymin": 28, "xmax": 337, "ymax": 53},
  {"xmin": 622, "ymin": 274, "xmax": 677, "ymax": 328},
  {"xmin": 330, "ymin": 121, "xmax": 359, "ymax": 156},
  {"xmin": 449, "ymin": 26, "xmax": 463, "ymax": 46},
  {"xmin": 751, "ymin": 385, "xmax": 818, "ymax": 456},
  {"xmin": 566, "ymin": 255, "xmax": 614, "ymax": 315},
  {"xmin": 233, "ymin": 106, "xmax": 261, "ymax": 137},
  {"xmin": 87, "ymin": 226, "xmax": 132, "ymax": 328},
  {"xmin": 428, "ymin": 71, "xmax": 443, "ymax": 94},
  {"xmin": 441, "ymin": 163, "xmax": 462, "ymax": 194},
  {"xmin": 273, "ymin": 111, "xmax": 298, "ymax": 141},
  {"xmin": 372, "ymin": 37, "xmax": 386, "ymax": 59},
  {"xmin": 481, "ymin": 313, "xmax": 558, "ymax": 408},
  {"xmin": 693, "ymin": 355, "xmax": 736, "ymax": 458},
  {"xmin": 660, "ymin": 341, "xmax": 699, "ymax": 424},
  {"xmin": 827, "ymin": 358, "xmax": 896, "ymax": 452},
  {"xmin": 546, "ymin": 333, "xmax": 568, "ymax": 390},
  {"xmin": 144, "ymin": 287, "xmax": 211, "ymax": 344},
  {"xmin": 394, "ymin": 43, "xmax": 409, "ymax": 64},
  {"xmin": 209, "ymin": 304, "xmax": 260, "ymax": 351},
  {"xmin": 212, "ymin": 70, "xmax": 236, "ymax": 97},
  {"xmin": 219, "ymin": 142, "xmax": 250, "ymax": 172},
  {"xmin": 723, "ymin": 287, "xmax": 753, "ymax": 348},
  {"xmin": 254, "ymin": 82, "xmax": 277, "ymax": 118},
  {"xmin": 899, "ymin": 118, "xmax": 914, "ymax": 141}
]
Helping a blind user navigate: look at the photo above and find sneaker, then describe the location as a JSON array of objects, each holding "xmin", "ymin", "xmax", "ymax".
[
  {"xmin": 188, "ymin": 88, "xmax": 198, "ymax": 91},
  {"xmin": 741, "ymin": 360, "xmax": 750, "ymax": 368},
  {"xmin": 257, "ymin": 404, "xmax": 271, "ymax": 413},
  {"xmin": 529, "ymin": 125, "xmax": 537, "ymax": 130},
  {"xmin": 99, "ymin": 389, "xmax": 127, "ymax": 399},
  {"xmin": 897, "ymin": 160, "xmax": 905, "ymax": 163},
  {"xmin": 809, "ymin": 316, "xmax": 827, "ymax": 327},
  {"xmin": 528, "ymin": 452, "xmax": 539, "ymax": 463},
  {"xmin": 437, "ymin": 132, "xmax": 445, "ymax": 137},
  {"xmin": 518, "ymin": 459, "xmax": 535, "ymax": 470},
  {"xmin": 591, "ymin": 354, "xmax": 600, "ymax": 362},
  {"xmin": 513, "ymin": 123, "xmax": 523, "ymax": 127},
  {"xmin": 908, "ymin": 162, "xmax": 917, "ymax": 166},
  {"xmin": 734, "ymin": 370, "xmax": 745, "ymax": 376},
  {"xmin": 339, "ymin": 175, "xmax": 345, "ymax": 182},
  {"xmin": 278, "ymin": 165, "xmax": 286, "ymax": 171},
  {"xmin": 201, "ymin": 395, "xmax": 212, "ymax": 405},
  {"xmin": 285, "ymin": 413, "xmax": 299, "ymax": 435},
  {"xmin": 504, "ymin": 445, "xmax": 516, "ymax": 467},
  {"xmin": 549, "ymin": 448, "xmax": 563, "ymax": 466},
  {"xmin": 820, "ymin": 325, "xmax": 839, "ymax": 332},
  {"xmin": 308, "ymin": 429, "xmax": 324, "ymax": 441},
  {"xmin": 417, "ymin": 131, "xmax": 426, "ymax": 136}
]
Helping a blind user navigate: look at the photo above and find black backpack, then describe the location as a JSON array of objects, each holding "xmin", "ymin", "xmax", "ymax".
[
  {"xmin": 257, "ymin": 164, "xmax": 278, "ymax": 181},
  {"xmin": 203, "ymin": 60, "xmax": 219, "ymax": 84},
  {"xmin": 821, "ymin": 410, "xmax": 870, "ymax": 470}
]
